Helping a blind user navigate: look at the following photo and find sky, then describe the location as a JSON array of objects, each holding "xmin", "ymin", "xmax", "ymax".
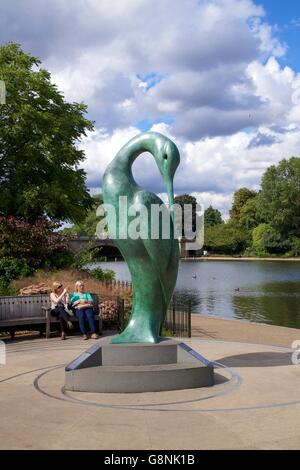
[
  {"xmin": 261, "ymin": 0, "xmax": 300, "ymax": 72},
  {"xmin": 1, "ymin": 0, "xmax": 300, "ymax": 218}
]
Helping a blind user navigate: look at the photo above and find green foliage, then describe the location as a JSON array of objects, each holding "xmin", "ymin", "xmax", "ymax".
[
  {"xmin": 204, "ymin": 223, "xmax": 248, "ymax": 254},
  {"xmin": 239, "ymin": 196, "xmax": 262, "ymax": 231},
  {"xmin": 290, "ymin": 238, "xmax": 300, "ymax": 257},
  {"xmin": 72, "ymin": 242, "xmax": 105, "ymax": 270},
  {"xmin": 0, "ymin": 278, "xmax": 19, "ymax": 296},
  {"xmin": 174, "ymin": 194, "xmax": 197, "ymax": 237},
  {"xmin": 0, "ymin": 257, "xmax": 33, "ymax": 295},
  {"xmin": 230, "ymin": 188, "xmax": 257, "ymax": 223},
  {"xmin": 0, "ymin": 216, "xmax": 72, "ymax": 269},
  {"xmin": 204, "ymin": 205, "xmax": 223, "ymax": 227},
  {"xmin": 258, "ymin": 157, "xmax": 300, "ymax": 239},
  {"xmin": 161, "ymin": 327, "xmax": 174, "ymax": 337},
  {"xmin": 0, "ymin": 257, "xmax": 33, "ymax": 283},
  {"xmin": 91, "ymin": 268, "xmax": 115, "ymax": 282},
  {"xmin": 205, "ymin": 158, "xmax": 300, "ymax": 256},
  {"xmin": 261, "ymin": 226, "xmax": 290, "ymax": 254},
  {"xmin": 62, "ymin": 195, "xmax": 104, "ymax": 236},
  {"xmin": 0, "ymin": 217, "xmax": 73, "ymax": 291},
  {"xmin": 44, "ymin": 250, "xmax": 74, "ymax": 271},
  {"xmin": 251, "ymin": 224, "xmax": 270, "ymax": 256},
  {"xmin": 0, "ymin": 42, "xmax": 94, "ymax": 223},
  {"xmin": 251, "ymin": 224, "xmax": 289, "ymax": 256}
]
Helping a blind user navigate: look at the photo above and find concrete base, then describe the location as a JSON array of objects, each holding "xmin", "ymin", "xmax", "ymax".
[{"xmin": 65, "ymin": 337, "xmax": 214, "ymax": 393}]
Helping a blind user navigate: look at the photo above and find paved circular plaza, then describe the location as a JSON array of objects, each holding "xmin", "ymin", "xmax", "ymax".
[{"xmin": 1, "ymin": 322, "xmax": 300, "ymax": 450}]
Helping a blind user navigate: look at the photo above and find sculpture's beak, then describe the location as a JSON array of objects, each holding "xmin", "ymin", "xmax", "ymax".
[{"xmin": 166, "ymin": 178, "xmax": 174, "ymax": 215}]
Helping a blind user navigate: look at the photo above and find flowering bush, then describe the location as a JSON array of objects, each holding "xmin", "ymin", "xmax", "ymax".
[{"xmin": 100, "ymin": 300, "xmax": 118, "ymax": 322}]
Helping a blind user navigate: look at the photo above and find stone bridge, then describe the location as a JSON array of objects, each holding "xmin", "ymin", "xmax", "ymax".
[{"xmin": 66, "ymin": 236, "xmax": 201, "ymax": 260}]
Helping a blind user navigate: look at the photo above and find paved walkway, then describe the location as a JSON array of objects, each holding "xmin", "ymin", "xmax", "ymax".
[
  {"xmin": 0, "ymin": 319, "xmax": 300, "ymax": 450},
  {"xmin": 192, "ymin": 314, "xmax": 300, "ymax": 347}
]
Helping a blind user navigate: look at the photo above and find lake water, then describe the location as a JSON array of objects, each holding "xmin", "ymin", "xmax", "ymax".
[{"xmin": 94, "ymin": 260, "xmax": 300, "ymax": 329}]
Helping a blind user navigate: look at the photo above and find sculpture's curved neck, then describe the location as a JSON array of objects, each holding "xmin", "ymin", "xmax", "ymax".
[{"xmin": 114, "ymin": 133, "xmax": 156, "ymax": 172}]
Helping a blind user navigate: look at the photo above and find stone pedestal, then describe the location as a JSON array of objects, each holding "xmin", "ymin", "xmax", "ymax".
[{"xmin": 65, "ymin": 337, "xmax": 214, "ymax": 393}]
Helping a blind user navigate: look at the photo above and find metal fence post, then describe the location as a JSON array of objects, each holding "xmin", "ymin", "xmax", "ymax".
[
  {"xmin": 188, "ymin": 300, "xmax": 192, "ymax": 338},
  {"xmin": 117, "ymin": 296, "xmax": 125, "ymax": 332},
  {"xmin": 172, "ymin": 303, "xmax": 176, "ymax": 335}
]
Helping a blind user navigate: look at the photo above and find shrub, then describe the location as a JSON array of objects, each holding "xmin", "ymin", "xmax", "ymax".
[
  {"xmin": 0, "ymin": 257, "xmax": 33, "ymax": 296},
  {"xmin": 252, "ymin": 224, "xmax": 291, "ymax": 255},
  {"xmin": 0, "ymin": 216, "xmax": 71, "ymax": 269},
  {"xmin": 289, "ymin": 238, "xmax": 300, "ymax": 257},
  {"xmin": 91, "ymin": 268, "xmax": 115, "ymax": 282},
  {"xmin": 204, "ymin": 223, "xmax": 248, "ymax": 254},
  {"xmin": 251, "ymin": 224, "xmax": 270, "ymax": 256},
  {"xmin": 0, "ymin": 279, "xmax": 19, "ymax": 296},
  {"xmin": 72, "ymin": 243, "xmax": 105, "ymax": 271},
  {"xmin": 44, "ymin": 250, "xmax": 74, "ymax": 271},
  {"xmin": 0, "ymin": 257, "xmax": 33, "ymax": 284}
]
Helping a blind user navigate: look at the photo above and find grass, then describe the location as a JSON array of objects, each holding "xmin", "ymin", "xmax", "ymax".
[{"xmin": 162, "ymin": 327, "xmax": 175, "ymax": 337}]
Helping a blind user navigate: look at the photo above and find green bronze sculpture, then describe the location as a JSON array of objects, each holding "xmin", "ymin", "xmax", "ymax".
[{"xmin": 102, "ymin": 132, "xmax": 180, "ymax": 343}]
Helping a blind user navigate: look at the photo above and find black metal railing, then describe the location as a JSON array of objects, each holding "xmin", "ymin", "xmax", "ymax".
[
  {"xmin": 116, "ymin": 296, "xmax": 191, "ymax": 338},
  {"xmin": 116, "ymin": 296, "xmax": 126, "ymax": 332},
  {"xmin": 164, "ymin": 298, "xmax": 192, "ymax": 338}
]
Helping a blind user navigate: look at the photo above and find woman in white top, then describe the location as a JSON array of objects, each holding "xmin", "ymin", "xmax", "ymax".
[{"xmin": 50, "ymin": 282, "xmax": 73, "ymax": 340}]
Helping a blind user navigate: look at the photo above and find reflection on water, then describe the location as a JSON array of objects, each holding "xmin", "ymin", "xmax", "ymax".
[
  {"xmin": 94, "ymin": 260, "xmax": 300, "ymax": 329},
  {"xmin": 232, "ymin": 282, "xmax": 300, "ymax": 328}
]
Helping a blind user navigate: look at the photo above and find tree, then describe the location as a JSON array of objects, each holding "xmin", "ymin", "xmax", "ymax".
[
  {"xmin": 258, "ymin": 157, "xmax": 300, "ymax": 240},
  {"xmin": 251, "ymin": 223, "xmax": 290, "ymax": 256},
  {"xmin": 262, "ymin": 226, "xmax": 290, "ymax": 254},
  {"xmin": 0, "ymin": 43, "xmax": 94, "ymax": 223},
  {"xmin": 251, "ymin": 224, "xmax": 270, "ymax": 255},
  {"xmin": 0, "ymin": 216, "xmax": 72, "ymax": 269},
  {"xmin": 174, "ymin": 194, "xmax": 197, "ymax": 238},
  {"xmin": 239, "ymin": 196, "xmax": 262, "ymax": 231},
  {"xmin": 230, "ymin": 188, "xmax": 257, "ymax": 223},
  {"xmin": 204, "ymin": 223, "xmax": 248, "ymax": 254},
  {"xmin": 204, "ymin": 205, "xmax": 223, "ymax": 227},
  {"xmin": 62, "ymin": 194, "xmax": 104, "ymax": 236}
]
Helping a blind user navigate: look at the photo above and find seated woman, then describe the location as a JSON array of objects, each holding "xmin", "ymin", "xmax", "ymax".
[
  {"xmin": 70, "ymin": 281, "xmax": 99, "ymax": 340},
  {"xmin": 50, "ymin": 282, "xmax": 73, "ymax": 340}
]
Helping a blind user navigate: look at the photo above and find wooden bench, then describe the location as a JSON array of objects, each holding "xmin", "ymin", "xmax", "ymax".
[{"xmin": 0, "ymin": 293, "xmax": 103, "ymax": 339}]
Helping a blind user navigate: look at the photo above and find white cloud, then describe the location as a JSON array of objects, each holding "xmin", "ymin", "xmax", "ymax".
[
  {"xmin": 250, "ymin": 18, "xmax": 287, "ymax": 58},
  {"xmin": 1, "ymin": 0, "xmax": 286, "ymax": 136},
  {"xmin": 80, "ymin": 126, "xmax": 139, "ymax": 188},
  {"xmin": 247, "ymin": 57, "xmax": 297, "ymax": 122},
  {"xmin": 80, "ymin": 121, "xmax": 300, "ymax": 218},
  {"xmin": 1, "ymin": 0, "xmax": 300, "ymax": 217}
]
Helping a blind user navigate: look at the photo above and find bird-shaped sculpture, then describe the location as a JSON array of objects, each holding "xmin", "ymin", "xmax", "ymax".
[{"xmin": 102, "ymin": 132, "xmax": 180, "ymax": 344}]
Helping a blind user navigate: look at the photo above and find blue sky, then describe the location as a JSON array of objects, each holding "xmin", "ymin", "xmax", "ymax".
[{"xmin": 259, "ymin": 0, "xmax": 300, "ymax": 71}]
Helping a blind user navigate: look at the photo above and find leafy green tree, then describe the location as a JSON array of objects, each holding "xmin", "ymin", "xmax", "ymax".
[
  {"xmin": 230, "ymin": 188, "xmax": 257, "ymax": 223},
  {"xmin": 239, "ymin": 196, "xmax": 262, "ymax": 231},
  {"xmin": 62, "ymin": 195, "xmax": 104, "ymax": 236},
  {"xmin": 0, "ymin": 43, "xmax": 94, "ymax": 223},
  {"xmin": 290, "ymin": 237, "xmax": 300, "ymax": 256},
  {"xmin": 251, "ymin": 224, "xmax": 289, "ymax": 255},
  {"xmin": 204, "ymin": 205, "xmax": 223, "ymax": 227},
  {"xmin": 258, "ymin": 157, "xmax": 300, "ymax": 240},
  {"xmin": 262, "ymin": 227, "xmax": 290, "ymax": 254},
  {"xmin": 174, "ymin": 194, "xmax": 197, "ymax": 237},
  {"xmin": 204, "ymin": 223, "xmax": 248, "ymax": 254},
  {"xmin": 251, "ymin": 224, "xmax": 270, "ymax": 255}
]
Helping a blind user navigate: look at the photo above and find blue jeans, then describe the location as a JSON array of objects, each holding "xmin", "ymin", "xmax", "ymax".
[{"xmin": 75, "ymin": 308, "xmax": 96, "ymax": 335}]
